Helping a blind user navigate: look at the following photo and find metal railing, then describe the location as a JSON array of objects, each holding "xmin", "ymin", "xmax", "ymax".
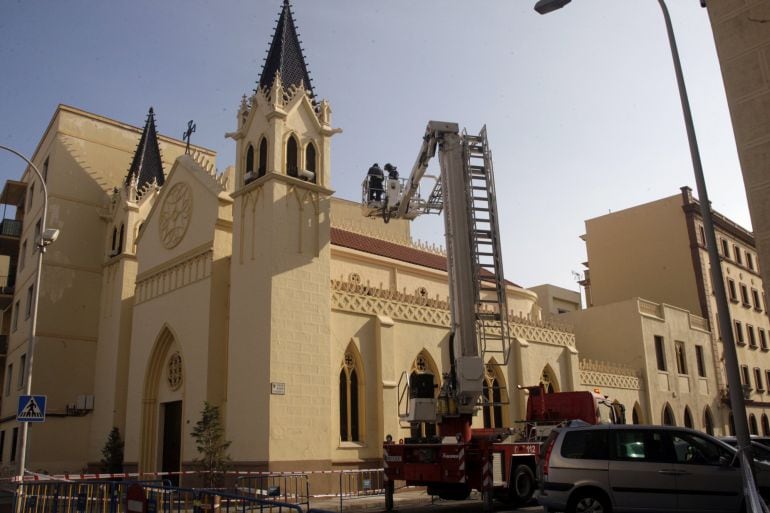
[
  {"xmin": 16, "ymin": 480, "xmax": 170, "ymax": 513},
  {"xmin": 0, "ymin": 219, "xmax": 22, "ymax": 237},
  {"xmin": 15, "ymin": 480, "xmax": 336, "ymax": 513},
  {"xmin": 234, "ymin": 474, "xmax": 310, "ymax": 510}
]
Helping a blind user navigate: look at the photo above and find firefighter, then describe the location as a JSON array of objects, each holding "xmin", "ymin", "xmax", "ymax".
[
  {"xmin": 367, "ymin": 163, "xmax": 384, "ymax": 202},
  {"xmin": 384, "ymin": 162, "xmax": 399, "ymax": 180}
]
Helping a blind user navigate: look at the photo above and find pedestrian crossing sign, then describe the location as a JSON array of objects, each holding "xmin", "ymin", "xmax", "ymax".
[{"xmin": 17, "ymin": 395, "xmax": 46, "ymax": 423}]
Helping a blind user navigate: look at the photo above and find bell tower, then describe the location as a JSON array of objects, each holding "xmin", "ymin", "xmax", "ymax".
[{"xmin": 226, "ymin": 0, "xmax": 341, "ymax": 469}]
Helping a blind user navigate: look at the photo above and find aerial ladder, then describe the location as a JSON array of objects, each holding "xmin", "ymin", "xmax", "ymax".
[{"xmin": 362, "ymin": 121, "xmax": 512, "ymax": 509}]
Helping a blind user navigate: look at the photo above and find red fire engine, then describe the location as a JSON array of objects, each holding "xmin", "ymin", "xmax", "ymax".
[{"xmin": 362, "ymin": 122, "xmax": 624, "ymax": 510}]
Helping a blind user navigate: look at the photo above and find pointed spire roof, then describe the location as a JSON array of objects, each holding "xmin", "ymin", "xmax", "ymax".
[
  {"xmin": 125, "ymin": 107, "xmax": 165, "ymax": 189},
  {"xmin": 258, "ymin": 0, "xmax": 315, "ymax": 99}
]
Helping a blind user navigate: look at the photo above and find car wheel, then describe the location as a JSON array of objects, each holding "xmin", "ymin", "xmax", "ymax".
[
  {"xmin": 511, "ymin": 464, "xmax": 535, "ymax": 503},
  {"xmin": 568, "ymin": 490, "xmax": 612, "ymax": 513}
]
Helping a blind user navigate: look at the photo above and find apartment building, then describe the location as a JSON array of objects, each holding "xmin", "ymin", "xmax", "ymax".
[{"xmin": 581, "ymin": 186, "xmax": 770, "ymax": 434}]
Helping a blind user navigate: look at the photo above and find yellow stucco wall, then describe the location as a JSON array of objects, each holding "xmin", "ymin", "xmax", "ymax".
[{"xmin": 585, "ymin": 194, "xmax": 702, "ymax": 314}]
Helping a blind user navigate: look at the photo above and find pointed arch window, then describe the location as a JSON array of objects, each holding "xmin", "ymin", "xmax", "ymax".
[
  {"xmin": 286, "ymin": 135, "xmax": 299, "ymax": 177},
  {"xmin": 540, "ymin": 366, "xmax": 558, "ymax": 393},
  {"xmin": 750, "ymin": 414, "xmax": 759, "ymax": 435},
  {"xmin": 662, "ymin": 404, "xmax": 675, "ymax": 426},
  {"xmin": 410, "ymin": 351, "xmax": 439, "ymax": 438},
  {"xmin": 258, "ymin": 137, "xmax": 268, "ymax": 178},
  {"xmin": 339, "ymin": 350, "xmax": 362, "ymax": 442},
  {"xmin": 304, "ymin": 142, "xmax": 317, "ymax": 183},
  {"xmin": 683, "ymin": 407, "xmax": 693, "ymax": 429},
  {"xmin": 117, "ymin": 224, "xmax": 125, "ymax": 254},
  {"xmin": 704, "ymin": 407, "xmax": 714, "ymax": 436},
  {"xmin": 482, "ymin": 363, "xmax": 506, "ymax": 429},
  {"xmin": 762, "ymin": 414, "xmax": 770, "ymax": 436},
  {"xmin": 246, "ymin": 144, "xmax": 255, "ymax": 178}
]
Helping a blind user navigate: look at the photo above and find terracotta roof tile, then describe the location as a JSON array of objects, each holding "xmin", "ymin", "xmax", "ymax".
[{"xmin": 331, "ymin": 228, "xmax": 519, "ymax": 287}]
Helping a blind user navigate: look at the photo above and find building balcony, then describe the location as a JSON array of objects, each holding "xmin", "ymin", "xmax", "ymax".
[
  {"xmin": 0, "ymin": 218, "xmax": 21, "ymax": 258},
  {"xmin": 0, "ymin": 219, "xmax": 21, "ymax": 238}
]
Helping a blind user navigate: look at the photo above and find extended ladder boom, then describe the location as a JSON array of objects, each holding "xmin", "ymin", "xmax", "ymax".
[{"xmin": 362, "ymin": 121, "xmax": 511, "ymax": 415}]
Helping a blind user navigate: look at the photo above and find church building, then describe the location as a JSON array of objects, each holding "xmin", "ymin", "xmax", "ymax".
[{"xmin": 0, "ymin": 1, "xmax": 661, "ymax": 478}]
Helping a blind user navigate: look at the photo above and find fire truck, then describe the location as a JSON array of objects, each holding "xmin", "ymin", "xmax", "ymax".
[{"xmin": 361, "ymin": 122, "xmax": 624, "ymax": 510}]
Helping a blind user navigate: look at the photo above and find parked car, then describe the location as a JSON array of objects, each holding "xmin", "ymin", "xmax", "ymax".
[
  {"xmin": 719, "ymin": 436, "xmax": 770, "ymax": 462},
  {"xmin": 537, "ymin": 423, "xmax": 769, "ymax": 513},
  {"xmin": 720, "ymin": 435, "xmax": 770, "ymax": 451}
]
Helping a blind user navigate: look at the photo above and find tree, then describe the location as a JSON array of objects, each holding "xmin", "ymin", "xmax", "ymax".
[
  {"xmin": 191, "ymin": 402, "xmax": 231, "ymax": 487},
  {"xmin": 100, "ymin": 427, "xmax": 124, "ymax": 474}
]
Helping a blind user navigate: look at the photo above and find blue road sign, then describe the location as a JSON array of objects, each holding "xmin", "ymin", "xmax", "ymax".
[{"xmin": 17, "ymin": 395, "xmax": 46, "ymax": 422}]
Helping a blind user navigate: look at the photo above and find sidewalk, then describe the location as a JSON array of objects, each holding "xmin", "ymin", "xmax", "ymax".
[{"xmin": 308, "ymin": 487, "xmax": 481, "ymax": 512}]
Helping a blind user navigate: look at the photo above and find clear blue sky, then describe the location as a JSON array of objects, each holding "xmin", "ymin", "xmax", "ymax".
[{"xmin": 0, "ymin": 1, "xmax": 747, "ymax": 291}]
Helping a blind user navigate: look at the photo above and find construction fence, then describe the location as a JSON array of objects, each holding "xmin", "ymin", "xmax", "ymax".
[{"xmin": 13, "ymin": 469, "xmax": 387, "ymax": 513}]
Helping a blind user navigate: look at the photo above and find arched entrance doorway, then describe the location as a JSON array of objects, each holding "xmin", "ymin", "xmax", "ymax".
[{"xmin": 140, "ymin": 326, "xmax": 186, "ymax": 484}]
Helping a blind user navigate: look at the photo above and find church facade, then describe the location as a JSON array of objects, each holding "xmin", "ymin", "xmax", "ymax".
[{"xmin": 0, "ymin": 1, "xmax": 711, "ymax": 479}]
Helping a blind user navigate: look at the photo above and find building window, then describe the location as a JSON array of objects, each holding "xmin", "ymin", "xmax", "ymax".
[
  {"xmin": 483, "ymin": 364, "xmax": 505, "ymax": 429},
  {"xmin": 704, "ymin": 408, "xmax": 714, "ymax": 436},
  {"xmin": 727, "ymin": 279, "xmax": 738, "ymax": 302},
  {"xmin": 10, "ymin": 428, "xmax": 18, "ymax": 462},
  {"xmin": 662, "ymin": 403, "xmax": 676, "ymax": 426},
  {"xmin": 675, "ymin": 341, "xmax": 687, "ymax": 374},
  {"xmin": 42, "ymin": 157, "xmax": 49, "ymax": 182},
  {"xmin": 734, "ymin": 245, "xmax": 743, "ymax": 265},
  {"xmin": 339, "ymin": 350, "xmax": 362, "ymax": 442},
  {"xmin": 751, "ymin": 414, "xmax": 759, "ymax": 435},
  {"xmin": 245, "ymin": 144, "xmax": 255, "ymax": 179},
  {"xmin": 761, "ymin": 329, "xmax": 768, "ymax": 351},
  {"xmin": 654, "ymin": 336, "xmax": 667, "ymax": 371},
  {"xmin": 11, "ymin": 302, "xmax": 18, "ymax": 332},
  {"xmin": 748, "ymin": 325, "xmax": 757, "ymax": 348},
  {"xmin": 741, "ymin": 284, "xmax": 751, "ymax": 307},
  {"xmin": 117, "ymin": 224, "xmax": 124, "ymax": 254},
  {"xmin": 721, "ymin": 239, "xmax": 730, "ymax": 258},
  {"xmin": 19, "ymin": 240, "xmax": 26, "ymax": 272},
  {"xmin": 304, "ymin": 142, "xmax": 317, "ymax": 184},
  {"xmin": 695, "ymin": 345, "xmax": 706, "ymax": 377},
  {"xmin": 748, "ymin": 252, "xmax": 755, "ymax": 271},
  {"xmin": 741, "ymin": 365, "xmax": 751, "ymax": 387},
  {"xmin": 25, "ymin": 284, "xmax": 33, "ymax": 319},
  {"xmin": 756, "ymin": 368, "xmax": 764, "ymax": 391},
  {"xmin": 27, "ymin": 183, "xmax": 34, "ymax": 212},
  {"xmin": 17, "ymin": 354, "xmax": 25, "ymax": 390},
  {"xmin": 34, "ymin": 219, "xmax": 41, "ymax": 248},
  {"xmin": 285, "ymin": 135, "xmax": 299, "ymax": 178},
  {"xmin": 736, "ymin": 321, "xmax": 745, "ymax": 345},
  {"xmin": 764, "ymin": 414, "xmax": 770, "ymax": 436},
  {"xmin": 766, "ymin": 371, "xmax": 770, "ymax": 393},
  {"xmin": 258, "ymin": 137, "xmax": 268, "ymax": 178},
  {"xmin": 753, "ymin": 289, "xmax": 763, "ymax": 312},
  {"xmin": 698, "ymin": 225, "xmax": 706, "ymax": 246},
  {"xmin": 0, "ymin": 430, "xmax": 5, "ymax": 462},
  {"xmin": 4, "ymin": 364, "xmax": 12, "ymax": 397},
  {"xmin": 683, "ymin": 407, "xmax": 693, "ymax": 429}
]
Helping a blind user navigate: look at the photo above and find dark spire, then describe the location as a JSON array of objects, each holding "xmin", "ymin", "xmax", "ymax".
[
  {"xmin": 125, "ymin": 107, "xmax": 165, "ymax": 189},
  {"xmin": 258, "ymin": 0, "xmax": 315, "ymax": 98}
]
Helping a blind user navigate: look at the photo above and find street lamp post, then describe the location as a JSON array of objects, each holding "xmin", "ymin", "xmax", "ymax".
[
  {"xmin": 534, "ymin": 1, "xmax": 763, "ymax": 510},
  {"xmin": 0, "ymin": 145, "xmax": 58, "ymax": 482}
]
